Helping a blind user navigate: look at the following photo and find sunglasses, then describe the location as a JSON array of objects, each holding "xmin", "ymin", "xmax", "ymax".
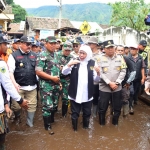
[{"xmin": 23, "ymin": 42, "xmax": 31, "ymax": 46}]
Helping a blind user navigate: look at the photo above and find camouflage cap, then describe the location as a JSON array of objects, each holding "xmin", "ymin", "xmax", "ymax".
[
  {"xmin": 63, "ymin": 41, "xmax": 73, "ymax": 50},
  {"xmin": 45, "ymin": 36, "xmax": 56, "ymax": 43}
]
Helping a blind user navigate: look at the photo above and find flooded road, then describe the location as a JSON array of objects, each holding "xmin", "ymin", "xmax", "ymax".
[{"xmin": 5, "ymin": 100, "xmax": 150, "ymax": 150}]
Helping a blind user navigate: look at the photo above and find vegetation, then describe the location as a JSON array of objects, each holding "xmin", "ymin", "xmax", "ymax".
[
  {"xmin": 109, "ymin": 0, "xmax": 150, "ymax": 31},
  {"xmin": 6, "ymin": 0, "xmax": 27, "ymax": 22}
]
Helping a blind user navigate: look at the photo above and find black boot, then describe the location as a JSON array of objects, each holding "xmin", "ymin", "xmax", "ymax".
[
  {"xmin": 62, "ymin": 104, "xmax": 68, "ymax": 117},
  {"xmin": 43, "ymin": 116, "xmax": 51, "ymax": 130},
  {"xmin": 99, "ymin": 113, "xmax": 105, "ymax": 125},
  {"xmin": 83, "ymin": 117, "xmax": 89, "ymax": 129},
  {"xmin": 14, "ymin": 110, "xmax": 21, "ymax": 124},
  {"xmin": 112, "ymin": 116, "xmax": 119, "ymax": 125},
  {"xmin": 50, "ymin": 110, "xmax": 55, "ymax": 123},
  {"xmin": 72, "ymin": 118, "xmax": 78, "ymax": 131}
]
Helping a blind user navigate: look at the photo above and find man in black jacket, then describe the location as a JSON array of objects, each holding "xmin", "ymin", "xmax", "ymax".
[{"xmin": 128, "ymin": 44, "xmax": 145, "ymax": 114}]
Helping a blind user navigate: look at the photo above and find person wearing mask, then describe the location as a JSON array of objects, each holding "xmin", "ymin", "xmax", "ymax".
[
  {"xmin": 7, "ymin": 35, "xmax": 37, "ymax": 127},
  {"xmin": 88, "ymin": 37, "xmax": 101, "ymax": 118},
  {"xmin": 62, "ymin": 45, "xmax": 100, "ymax": 131}
]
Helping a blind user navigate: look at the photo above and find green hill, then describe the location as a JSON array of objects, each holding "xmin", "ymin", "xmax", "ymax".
[{"xmin": 26, "ymin": 2, "xmax": 112, "ymax": 25}]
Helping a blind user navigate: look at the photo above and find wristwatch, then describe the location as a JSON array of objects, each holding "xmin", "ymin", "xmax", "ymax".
[{"xmin": 115, "ymin": 82, "xmax": 120, "ymax": 85}]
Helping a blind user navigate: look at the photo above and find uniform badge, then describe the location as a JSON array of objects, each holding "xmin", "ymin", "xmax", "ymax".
[
  {"xmin": 117, "ymin": 67, "xmax": 121, "ymax": 71},
  {"xmin": 103, "ymin": 67, "xmax": 108, "ymax": 72},
  {"xmin": 20, "ymin": 63, "xmax": 24, "ymax": 67},
  {"xmin": 90, "ymin": 66, "xmax": 94, "ymax": 70},
  {"xmin": 108, "ymin": 41, "xmax": 111, "ymax": 45},
  {"xmin": 0, "ymin": 67, "xmax": 6, "ymax": 73}
]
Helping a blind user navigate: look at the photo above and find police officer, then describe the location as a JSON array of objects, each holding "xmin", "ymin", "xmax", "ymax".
[
  {"xmin": 98, "ymin": 40, "xmax": 126, "ymax": 126},
  {"xmin": 0, "ymin": 34, "xmax": 28, "ymax": 149},
  {"xmin": 11, "ymin": 39, "xmax": 20, "ymax": 52},
  {"xmin": 56, "ymin": 41, "xmax": 73, "ymax": 117},
  {"xmin": 87, "ymin": 37, "xmax": 101, "ymax": 117},
  {"xmin": 35, "ymin": 36, "xmax": 60, "ymax": 131},
  {"xmin": 7, "ymin": 35, "xmax": 37, "ymax": 127}
]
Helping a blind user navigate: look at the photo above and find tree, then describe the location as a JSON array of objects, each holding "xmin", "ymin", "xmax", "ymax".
[
  {"xmin": 6, "ymin": 0, "xmax": 14, "ymax": 5},
  {"xmin": 12, "ymin": 4, "xmax": 27, "ymax": 22},
  {"xmin": 109, "ymin": 0, "xmax": 150, "ymax": 31}
]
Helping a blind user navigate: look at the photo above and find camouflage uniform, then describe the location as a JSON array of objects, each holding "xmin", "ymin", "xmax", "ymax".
[
  {"xmin": 36, "ymin": 50, "xmax": 60, "ymax": 117},
  {"xmin": 56, "ymin": 42, "xmax": 73, "ymax": 117}
]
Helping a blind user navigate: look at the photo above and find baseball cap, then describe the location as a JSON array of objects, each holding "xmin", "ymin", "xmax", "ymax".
[
  {"xmin": 45, "ymin": 36, "xmax": 56, "ymax": 43},
  {"xmin": 87, "ymin": 37, "xmax": 98, "ymax": 45},
  {"xmin": 12, "ymin": 38, "xmax": 20, "ymax": 44},
  {"xmin": 63, "ymin": 41, "xmax": 73, "ymax": 50},
  {"xmin": 0, "ymin": 34, "xmax": 9, "ymax": 44},
  {"xmin": 103, "ymin": 40, "xmax": 115, "ymax": 48},
  {"xmin": 56, "ymin": 38, "xmax": 62, "ymax": 43},
  {"xmin": 129, "ymin": 43, "xmax": 138, "ymax": 49},
  {"xmin": 139, "ymin": 40, "xmax": 147, "ymax": 47},
  {"xmin": 20, "ymin": 35, "xmax": 33, "ymax": 43}
]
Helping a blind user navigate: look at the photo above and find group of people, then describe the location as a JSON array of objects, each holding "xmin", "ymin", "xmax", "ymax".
[{"xmin": 0, "ymin": 32, "xmax": 149, "ymax": 149}]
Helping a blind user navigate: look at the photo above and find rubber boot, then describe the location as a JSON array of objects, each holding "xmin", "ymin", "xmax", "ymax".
[
  {"xmin": 50, "ymin": 110, "xmax": 55, "ymax": 123},
  {"xmin": 62, "ymin": 104, "xmax": 68, "ymax": 117},
  {"xmin": 26, "ymin": 111, "xmax": 35, "ymax": 127},
  {"xmin": 83, "ymin": 117, "xmax": 89, "ymax": 129},
  {"xmin": 43, "ymin": 116, "xmax": 51, "ymax": 130},
  {"xmin": 92, "ymin": 104, "xmax": 98, "ymax": 118},
  {"xmin": 99, "ymin": 113, "xmax": 105, "ymax": 125},
  {"xmin": 14, "ymin": 109, "xmax": 21, "ymax": 124},
  {"xmin": 72, "ymin": 118, "xmax": 78, "ymax": 131},
  {"xmin": 112, "ymin": 116, "xmax": 119, "ymax": 125}
]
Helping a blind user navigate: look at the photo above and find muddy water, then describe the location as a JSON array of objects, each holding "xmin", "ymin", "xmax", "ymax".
[{"xmin": 5, "ymin": 100, "xmax": 150, "ymax": 150}]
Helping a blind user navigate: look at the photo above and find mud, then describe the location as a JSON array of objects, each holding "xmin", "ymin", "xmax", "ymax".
[{"xmin": 5, "ymin": 100, "xmax": 150, "ymax": 150}]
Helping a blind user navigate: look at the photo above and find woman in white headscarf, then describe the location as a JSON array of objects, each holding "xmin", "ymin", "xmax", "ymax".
[{"xmin": 62, "ymin": 44, "xmax": 100, "ymax": 131}]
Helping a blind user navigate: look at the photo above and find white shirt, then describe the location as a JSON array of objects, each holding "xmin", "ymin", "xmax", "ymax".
[
  {"xmin": 62, "ymin": 62, "xmax": 100, "ymax": 104},
  {"xmin": 0, "ymin": 61, "xmax": 21, "ymax": 113},
  {"xmin": 7, "ymin": 52, "xmax": 37, "ymax": 91}
]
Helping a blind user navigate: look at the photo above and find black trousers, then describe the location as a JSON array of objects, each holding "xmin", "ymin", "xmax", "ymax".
[
  {"xmin": 93, "ymin": 84, "xmax": 99, "ymax": 105},
  {"xmin": 71, "ymin": 100, "xmax": 92, "ymax": 120},
  {"xmin": 98, "ymin": 90, "xmax": 122, "ymax": 118}
]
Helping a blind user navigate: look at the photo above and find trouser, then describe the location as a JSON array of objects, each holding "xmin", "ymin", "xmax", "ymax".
[
  {"xmin": 11, "ymin": 88, "xmax": 37, "ymax": 112},
  {"xmin": 0, "ymin": 134, "xmax": 5, "ymax": 150},
  {"xmin": 130, "ymin": 81, "xmax": 141, "ymax": 104},
  {"xmin": 40, "ymin": 86, "xmax": 60, "ymax": 117},
  {"xmin": 71, "ymin": 100, "xmax": 92, "ymax": 120},
  {"xmin": 93, "ymin": 84, "xmax": 99, "ymax": 105},
  {"xmin": 122, "ymin": 86, "xmax": 130, "ymax": 115},
  {"xmin": 61, "ymin": 81, "xmax": 70, "ymax": 105},
  {"xmin": 98, "ymin": 90, "xmax": 122, "ymax": 118}
]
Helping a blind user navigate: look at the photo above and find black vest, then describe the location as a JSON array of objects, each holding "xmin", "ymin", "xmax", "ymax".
[
  {"xmin": 12, "ymin": 49, "xmax": 37, "ymax": 86},
  {"xmin": 128, "ymin": 54, "xmax": 143, "ymax": 81},
  {"xmin": 68, "ymin": 59, "xmax": 95, "ymax": 100}
]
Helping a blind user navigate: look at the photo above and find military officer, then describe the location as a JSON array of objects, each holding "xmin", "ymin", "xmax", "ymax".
[
  {"xmin": 98, "ymin": 40, "xmax": 127, "ymax": 126},
  {"xmin": 56, "ymin": 41, "xmax": 73, "ymax": 117},
  {"xmin": 35, "ymin": 36, "xmax": 60, "ymax": 131}
]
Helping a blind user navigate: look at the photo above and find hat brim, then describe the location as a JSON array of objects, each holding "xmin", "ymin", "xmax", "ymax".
[
  {"xmin": 88, "ymin": 42, "xmax": 98, "ymax": 45},
  {"xmin": 48, "ymin": 40, "xmax": 57, "ymax": 43},
  {"xmin": 130, "ymin": 46, "xmax": 138, "ymax": 49},
  {"xmin": 64, "ymin": 48, "xmax": 72, "ymax": 51},
  {"xmin": 105, "ymin": 44, "xmax": 115, "ymax": 48}
]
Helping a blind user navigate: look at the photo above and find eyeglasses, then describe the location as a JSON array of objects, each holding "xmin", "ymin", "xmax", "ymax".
[{"xmin": 23, "ymin": 42, "xmax": 31, "ymax": 46}]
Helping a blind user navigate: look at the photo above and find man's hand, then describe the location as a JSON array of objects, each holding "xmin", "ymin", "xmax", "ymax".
[
  {"xmin": 94, "ymin": 66, "xmax": 100, "ymax": 76},
  {"xmin": 124, "ymin": 83, "xmax": 130, "ymax": 90},
  {"xmin": 14, "ymin": 83, "xmax": 21, "ymax": 92},
  {"xmin": 5, "ymin": 104, "xmax": 12, "ymax": 118},
  {"xmin": 51, "ymin": 76, "xmax": 60, "ymax": 83},
  {"xmin": 109, "ymin": 82, "xmax": 118, "ymax": 90},
  {"xmin": 141, "ymin": 78, "xmax": 145, "ymax": 85},
  {"xmin": 19, "ymin": 99, "xmax": 28, "ymax": 110},
  {"xmin": 68, "ymin": 60, "xmax": 80, "ymax": 67}
]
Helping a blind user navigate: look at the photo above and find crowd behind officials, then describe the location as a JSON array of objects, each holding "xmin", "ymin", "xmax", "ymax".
[{"xmin": 0, "ymin": 32, "xmax": 149, "ymax": 149}]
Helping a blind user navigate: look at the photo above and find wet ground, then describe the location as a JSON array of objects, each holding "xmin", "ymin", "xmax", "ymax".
[{"xmin": 5, "ymin": 100, "xmax": 150, "ymax": 150}]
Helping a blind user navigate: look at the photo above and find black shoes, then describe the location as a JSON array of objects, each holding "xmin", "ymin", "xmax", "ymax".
[{"xmin": 99, "ymin": 114, "xmax": 105, "ymax": 125}]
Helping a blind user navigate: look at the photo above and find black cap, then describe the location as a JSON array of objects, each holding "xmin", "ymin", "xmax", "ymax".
[
  {"xmin": 20, "ymin": 35, "xmax": 33, "ymax": 43},
  {"xmin": 103, "ymin": 40, "xmax": 115, "ymax": 48},
  {"xmin": 0, "ymin": 34, "xmax": 9, "ymax": 44},
  {"xmin": 139, "ymin": 40, "xmax": 147, "ymax": 47}
]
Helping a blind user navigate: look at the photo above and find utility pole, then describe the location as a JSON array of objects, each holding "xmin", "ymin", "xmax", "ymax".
[{"xmin": 57, "ymin": 0, "xmax": 62, "ymax": 37}]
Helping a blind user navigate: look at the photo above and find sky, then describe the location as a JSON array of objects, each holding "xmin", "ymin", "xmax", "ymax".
[{"xmin": 13, "ymin": 0, "xmax": 150, "ymax": 8}]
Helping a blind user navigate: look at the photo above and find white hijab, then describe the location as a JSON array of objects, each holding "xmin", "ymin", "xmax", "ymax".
[{"xmin": 79, "ymin": 45, "xmax": 92, "ymax": 64}]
